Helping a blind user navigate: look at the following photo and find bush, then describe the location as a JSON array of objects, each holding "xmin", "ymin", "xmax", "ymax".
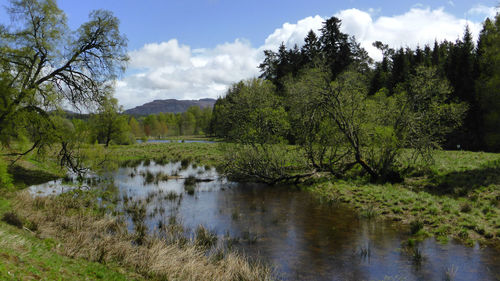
[{"xmin": 223, "ymin": 144, "xmax": 310, "ymax": 184}]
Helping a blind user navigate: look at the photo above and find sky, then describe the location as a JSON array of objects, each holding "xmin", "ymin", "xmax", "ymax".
[{"xmin": 1, "ymin": 0, "xmax": 499, "ymax": 109}]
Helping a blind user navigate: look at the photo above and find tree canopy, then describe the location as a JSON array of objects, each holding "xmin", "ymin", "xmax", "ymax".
[{"xmin": 0, "ymin": 0, "xmax": 128, "ymax": 170}]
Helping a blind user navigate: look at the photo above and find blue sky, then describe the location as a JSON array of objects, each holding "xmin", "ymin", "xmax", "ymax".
[
  {"xmin": 1, "ymin": 0, "xmax": 499, "ymax": 108},
  {"xmin": 2, "ymin": 0, "xmax": 493, "ymax": 49}
]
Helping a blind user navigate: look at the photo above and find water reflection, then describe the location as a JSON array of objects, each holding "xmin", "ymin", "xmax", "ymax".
[{"xmin": 30, "ymin": 161, "xmax": 500, "ymax": 281}]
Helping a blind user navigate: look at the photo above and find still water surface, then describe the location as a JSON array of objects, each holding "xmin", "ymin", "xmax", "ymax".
[{"xmin": 30, "ymin": 161, "xmax": 500, "ymax": 281}]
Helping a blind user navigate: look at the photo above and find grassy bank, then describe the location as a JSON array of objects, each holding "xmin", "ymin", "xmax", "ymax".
[
  {"xmin": 0, "ymin": 143, "xmax": 272, "ymax": 280},
  {"xmin": 3, "ymin": 189, "xmax": 271, "ymax": 281},
  {"xmin": 306, "ymin": 150, "xmax": 500, "ymax": 246},
  {"xmin": 104, "ymin": 142, "xmax": 225, "ymax": 167}
]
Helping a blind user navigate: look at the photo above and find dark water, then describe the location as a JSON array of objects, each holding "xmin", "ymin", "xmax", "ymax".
[
  {"xmin": 136, "ymin": 139, "xmax": 216, "ymax": 144},
  {"xmin": 30, "ymin": 161, "xmax": 500, "ymax": 281}
]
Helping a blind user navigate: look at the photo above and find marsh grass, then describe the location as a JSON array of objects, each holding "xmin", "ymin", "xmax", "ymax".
[
  {"xmin": 154, "ymin": 172, "xmax": 169, "ymax": 183},
  {"xmin": 359, "ymin": 205, "xmax": 377, "ymax": 219},
  {"xmin": 410, "ymin": 220, "xmax": 424, "ymax": 235},
  {"xmin": 164, "ymin": 191, "xmax": 181, "ymax": 201},
  {"xmin": 444, "ymin": 265, "xmax": 458, "ymax": 281},
  {"xmin": 181, "ymin": 158, "xmax": 191, "ymax": 169},
  {"xmin": 11, "ymin": 191, "xmax": 274, "ymax": 281},
  {"xmin": 141, "ymin": 170, "xmax": 155, "ymax": 184},
  {"xmin": 183, "ymin": 175, "xmax": 198, "ymax": 195},
  {"xmin": 241, "ymin": 230, "xmax": 258, "ymax": 244},
  {"xmin": 231, "ymin": 207, "xmax": 240, "ymax": 220},
  {"xmin": 195, "ymin": 225, "xmax": 218, "ymax": 249},
  {"xmin": 358, "ymin": 244, "xmax": 371, "ymax": 259}
]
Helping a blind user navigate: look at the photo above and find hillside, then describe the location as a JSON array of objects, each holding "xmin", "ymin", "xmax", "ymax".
[{"xmin": 124, "ymin": 98, "xmax": 216, "ymax": 115}]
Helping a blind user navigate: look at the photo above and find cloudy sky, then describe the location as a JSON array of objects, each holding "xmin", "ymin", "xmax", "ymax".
[{"xmin": 1, "ymin": 0, "xmax": 499, "ymax": 109}]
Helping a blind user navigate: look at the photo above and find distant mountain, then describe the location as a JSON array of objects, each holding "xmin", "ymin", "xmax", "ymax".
[{"xmin": 124, "ymin": 98, "xmax": 216, "ymax": 115}]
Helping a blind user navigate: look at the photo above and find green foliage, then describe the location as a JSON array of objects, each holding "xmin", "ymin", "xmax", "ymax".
[
  {"xmin": 0, "ymin": 158, "xmax": 13, "ymax": 189},
  {"xmin": 90, "ymin": 98, "xmax": 133, "ymax": 146},
  {"xmin": 283, "ymin": 66, "xmax": 465, "ymax": 181},
  {"xmin": 212, "ymin": 79, "xmax": 289, "ymax": 144},
  {"xmin": 217, "ymin": 64, "xmax": 465, "ymax": 183},
  {"xmin": 0, "ymin": 0, "xmax": 127, "ymax": 168},
  {"xmin": 477, "ymin": 14, "xmax": 500, "ymax": 151},
  {"xmin": 223, "ymin": 143, "xmax": 308, "ymax": 184},
  {"xmin": 127, "ymin": 106, "xmax": 212, "ymax": 139}
]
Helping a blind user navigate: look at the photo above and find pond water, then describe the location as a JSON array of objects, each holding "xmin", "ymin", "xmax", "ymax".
[{"xmin": 30, "ymin": 161, "xmax": 500, "ymax": 281}]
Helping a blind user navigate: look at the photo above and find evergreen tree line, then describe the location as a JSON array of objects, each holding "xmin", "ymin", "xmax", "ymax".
[{"xmin": 212, "ymin": 14, "xmax": 500, "ymax": 152}]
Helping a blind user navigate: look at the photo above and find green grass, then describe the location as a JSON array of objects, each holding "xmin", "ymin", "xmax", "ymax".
[
  {"xmin": 104, "ymin": 142, "xmax": 224, "ymax": 167},
  {"xmin": 308, "ymin": 178, "xmax": 499, "ymax": 245},
  {"xmin": 0, "ymin": 224, "xmax": 141, "ymax": 280}
]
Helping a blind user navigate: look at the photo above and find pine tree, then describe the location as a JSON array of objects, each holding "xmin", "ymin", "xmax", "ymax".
[
  {"xmin": 319, "ymin": 17, "xmax": 352, "ymax": 79},
  {"xmin": 476, "ymin": 16, "xmax": 500, "ymax": 151}
]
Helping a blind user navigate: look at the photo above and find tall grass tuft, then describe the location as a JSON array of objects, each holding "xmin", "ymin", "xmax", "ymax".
[
  {"xmin": 359, "ymin": 205, "xmax": 377, "ymax": 219},
  {"xmin": 195, "ymin": 225, "xmax": 218, "ymax": 249}
]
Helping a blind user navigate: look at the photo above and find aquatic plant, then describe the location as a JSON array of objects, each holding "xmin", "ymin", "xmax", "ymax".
[
  {"xmin": 195, "ymin": 225, "xmax": 218, "ymax": 249},
  {"xmin": 181, "ymin": 158, "xmax": 191, "ymax": 169},
  {"xmin": 164, "ymin": 191, "xmax": 180, "ymax": 201},
  {"xmin": 410, "ymin": 220, "xmax": 424, "ymax": 235},
  {"xmin": 360, "ymin": 205, "xmax": 377, "ymax": 219},
  {"xmin": 231, "ymin": 208, "xmax": 240, "ymax": 220},
  {"xmin": 184, "ymin": 185, "xmax": 195, "ymax": 195},
  {"xmin": 444, "ymin": 265, "xmax": 458, "ymax": 281}
]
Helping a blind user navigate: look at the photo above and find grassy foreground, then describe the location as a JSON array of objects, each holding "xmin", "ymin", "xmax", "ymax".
[{"xmin": 0, "ymin": 195, "xmax": 141, "ymax": 280}]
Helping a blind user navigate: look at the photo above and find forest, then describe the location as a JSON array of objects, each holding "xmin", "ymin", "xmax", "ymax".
[
  {"xmin": 213, "ymin": 16, "xmax": 500, "ymax": 152},
  {"xmin": 210, "ymin": 15, "xmax": 500, "ymax": 183}
]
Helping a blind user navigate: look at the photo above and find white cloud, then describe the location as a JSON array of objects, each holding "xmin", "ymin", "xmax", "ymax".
[
  {"xmin": 468, "ymin": 4, "xmax": 499, "ymax": 19},
  {"xmin": 116, "ymin": 39, "xmax": 260, "ymax": 109},
  {"xmin": 116, "ymin": 6, "xmax": 495, "ymax": 109},
  {"xmin": 336, "ymin": 7, "xmax": 483, "ymax": 61},
  {"xmin": 128, "ymin": 39, "xmax": 192, "ymax": 69},
  {"xmin": 261, "ymin": 15, "xmax": 324, "ymax": 51}
]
